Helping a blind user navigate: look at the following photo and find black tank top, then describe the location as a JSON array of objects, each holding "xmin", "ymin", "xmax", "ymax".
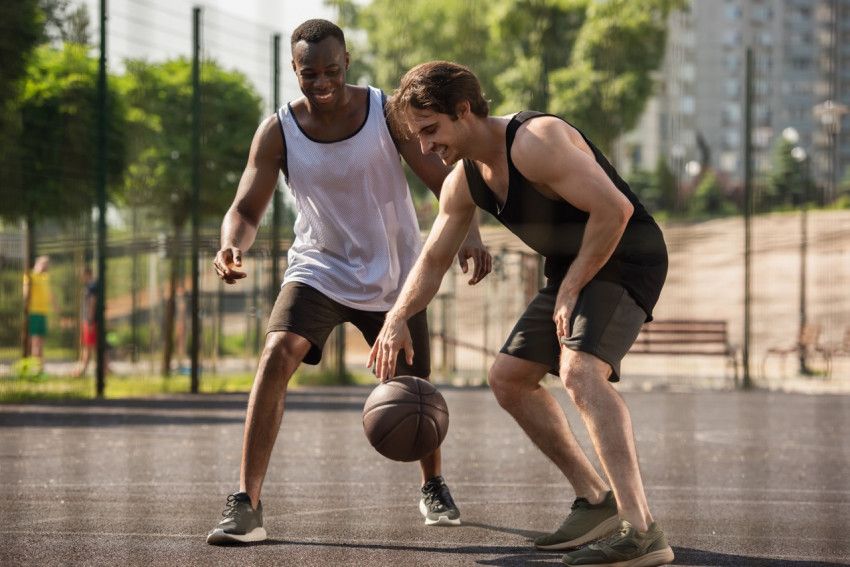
[{"xmin": 462, "ymin": 111, "xmax": 668, "ymax": 320}]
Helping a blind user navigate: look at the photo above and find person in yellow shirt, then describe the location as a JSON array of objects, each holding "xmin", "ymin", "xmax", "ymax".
[{"xmin": 23, "ymin": 255, "xmax": 52, "ymax": 370}]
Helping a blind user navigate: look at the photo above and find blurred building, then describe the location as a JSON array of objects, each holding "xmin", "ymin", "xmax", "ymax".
[{"xmin": 617, "ymin": 0, "xmax": 849, "ymax": 199}]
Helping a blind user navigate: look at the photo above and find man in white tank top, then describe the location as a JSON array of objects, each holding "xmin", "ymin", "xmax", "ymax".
[{"xmin": 207, "ymin": 20, "xmax": 491, "ymax": 544}]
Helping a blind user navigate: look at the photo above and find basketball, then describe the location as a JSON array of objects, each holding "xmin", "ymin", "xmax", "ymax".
[{"xmin": 362, "ymin": 375, "xmax": 449, "ymax": 462}]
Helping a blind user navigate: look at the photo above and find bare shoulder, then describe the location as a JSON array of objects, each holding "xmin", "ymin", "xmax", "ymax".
[
  {"xmin": 513, "ymin": 116, "xmax": 584, "ymax": 156},
  {"xmin": 252, "ymin": 113, "xmax": 284, "ymax": 159},
  {"xmin": 511, "ymin": 116, "xmax": 593, "ymax": 178}
]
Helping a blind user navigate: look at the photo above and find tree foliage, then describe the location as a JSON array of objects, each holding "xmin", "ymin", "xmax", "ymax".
[
  {"xmin": 331, "ymin": 0, "xmax": 682, "ymax": 155},
  {"xmin": 0, "ymin": 44, "xmax": 126, "ymax": 225},
  {"xmin": 765, "ymin": 138, "xmax": 816, "ymax": 210},
  {"xmin": 688, "ymin": 170, "xmax": 737, "ymax": 217},
  {"xmin": 119, "ymin": 58, "xmax": 263, "ymax": 229}
]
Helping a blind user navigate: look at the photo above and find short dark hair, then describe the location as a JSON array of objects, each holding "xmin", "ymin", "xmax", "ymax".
[
  {"xmin": 388, "ymin": 61, "xmax": 489, "ymax": 136},
  {"xmin": 290, "ymin": 19, "xmax": 345, "ymax": 50}
]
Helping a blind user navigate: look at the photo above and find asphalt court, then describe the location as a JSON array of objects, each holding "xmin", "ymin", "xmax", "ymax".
[{"xmin": 1, "ymin": 386, "xmax": 849, "ymax": 566}]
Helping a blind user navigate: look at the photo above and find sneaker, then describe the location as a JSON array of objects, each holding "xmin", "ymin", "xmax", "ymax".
[
  {"xmin": 535, "ymin": 490, "xmax": 620, "ymax": 550},
  {"xmin": 419, "ymin": 476, "xmax": 461, "ymax": 526},
  {"xmin": 206, "ymin": 492, "xmax": 267, "ymax": 544},
  {"xmin": 561, "ymin": 520, "xmax": 675, "ymax": 567}
]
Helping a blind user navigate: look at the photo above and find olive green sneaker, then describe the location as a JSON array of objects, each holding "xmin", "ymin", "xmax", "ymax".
[
  {"xmin": 535, "ymin": 491, "xmax": 619, "ymax": 550},
  {"xmin": 561, "ymin": 520, "xmax": 674, "ymax": 567},
  {"xmin": 206, "ymin": 492, "xmax": 267, "ymax": 544}
]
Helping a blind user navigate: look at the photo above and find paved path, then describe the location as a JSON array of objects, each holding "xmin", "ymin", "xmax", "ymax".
[{"xmin": 1, "ymin": 387, "xmax": 849, "ymax": 566}]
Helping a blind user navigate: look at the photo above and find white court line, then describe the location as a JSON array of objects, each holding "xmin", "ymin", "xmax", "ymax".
[{"xmin": 5, "ymin": 481, "xmax": 850, "ymax": 496}]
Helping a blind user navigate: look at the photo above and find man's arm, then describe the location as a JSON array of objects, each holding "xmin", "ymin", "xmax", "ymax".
[
  {"xmin": 368, "ymin": 165, "xmax": 478, "ymax": 380},
  {"xmin": 395, "ymin": 129, "xmax": 492, "ymax": 285},
  {"xmin": 512, "ymin": 117, "xmax": 634, "ymax": 340},
  {"xmin": 213, "ymin": 114, "xmax": 285, "ymax": 285}
]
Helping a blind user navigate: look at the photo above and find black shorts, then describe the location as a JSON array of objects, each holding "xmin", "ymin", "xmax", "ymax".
[
  {"xmin": 267, "ymin": 282, "xmax": 431, "ymax": 377},
  {"xmin": 500, "ymin": 279, "xmax": 646, "ymax": 382}
]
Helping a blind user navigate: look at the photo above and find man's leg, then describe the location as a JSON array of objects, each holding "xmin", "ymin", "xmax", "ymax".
[
  {"xmin": 75, "ymin": 346, "xmax": 90, "ymax": 377},
  {"xmin": 559, "ymin": 348, "xmax": 651, "ymax": 531},
  {"xmin": 31, "ymin": 335, "xmax": 44, "ymax": 366},
  {"xmin": 240, "ymin": 330, "xmax": 311, "ymax": 508},
  {"xmin": 488, "ymin": 354, "xmax": 609, "ymax": 500}
]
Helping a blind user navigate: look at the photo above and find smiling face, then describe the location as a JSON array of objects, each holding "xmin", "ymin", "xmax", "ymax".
[
  {"xmin": 291, "ymin": 36, "xmax": 349, "ymax": 108},
  {"xmin": 405, "ymin": 105, "xmax": 470, "ymax": 165}
]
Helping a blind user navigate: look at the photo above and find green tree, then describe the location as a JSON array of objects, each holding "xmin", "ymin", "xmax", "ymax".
[
  {"xmin": 549, "ymin": 0, "xmax": 681, "ymax": 154},
  {"xmin": 654, "ymin": 155, "xmax": 677, "ymax": 212},
  {"xmin": 765, "ymin": 138, "xmax": 815, "ymax": 210},
  {"xmin": 0, "ymin": 0, "xmax": 43, "ymax": 234},
  {"xmin": 0, "ymin": 43, "xmax": 126, "ymax": 261},
  {"xmin": 490, "ymin": 0, "xmax": 588, "ymax": 113},
  {"xmin": 688, "ymin": 170, "xmax": 737, "ymax": 217},
  {"xmin": 119, "ymin": 58, "xmax": 263, "ymax": 375}
]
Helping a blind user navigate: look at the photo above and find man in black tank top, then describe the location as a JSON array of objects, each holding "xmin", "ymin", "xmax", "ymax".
[{"xmin": 370, "ymin": 62, "xmax": 674, "ymax": 567}]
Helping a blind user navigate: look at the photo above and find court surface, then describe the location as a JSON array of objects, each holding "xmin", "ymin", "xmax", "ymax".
[{"xmin": 1, "ymin": 386, "xmax": 848, "ymax": 566}]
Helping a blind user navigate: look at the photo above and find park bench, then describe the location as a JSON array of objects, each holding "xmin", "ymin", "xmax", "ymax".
[
  {"xmin": 761, "ymin": 323, "xmax": 832, "ymax": 378},
  {"xmin": 629, "ymin": 319, "xmax": 739, "ymax": 381}
]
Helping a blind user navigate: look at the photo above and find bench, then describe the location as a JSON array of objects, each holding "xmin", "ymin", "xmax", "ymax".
[
  {"xmin": 762, "ymin": 324, "xmax": 833, "ymax": 378},
  {"xmin": 630, "ymin": 319, "xmax": 739, "ymax": 381}
]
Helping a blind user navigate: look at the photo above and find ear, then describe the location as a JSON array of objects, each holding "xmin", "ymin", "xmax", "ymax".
[
  {"xmin": 345, "ymin": 51, "xmax": 350, "ymax": 70},
  {"xmin": 291, "ymin": 59, "xmax": 297, "ymax": 73},
  {"xmin": 455, "ymin": 100, "xmax": 471, "ymax": 119}
]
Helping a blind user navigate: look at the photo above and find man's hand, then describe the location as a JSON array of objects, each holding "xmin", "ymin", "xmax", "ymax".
[
  {"xmin": 554, "ymin": 286, "xmax": 578, "ymax": 343},
  {"xmin": 368, "ymin": 314, "xmax": 413, "ymax": 382},
  {"xmin": 213, "ymin": 247, "xmax": 247, "ymax": 285},
  {"xmin": 457, "ymin": 231, "xmax": 491, "ymax": 285}
]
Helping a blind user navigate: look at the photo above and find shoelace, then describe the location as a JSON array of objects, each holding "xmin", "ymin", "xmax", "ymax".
[
  {"xmin": 589, "ymin": 524, "xmax": 631, "ymax": 550},
  {"xmin": 423, "ymin": 482, "xmax": 451, "ymax": 509},
  {"xmin": 222, "ymin": 494, "xmax": 243, "ymax": 519}
]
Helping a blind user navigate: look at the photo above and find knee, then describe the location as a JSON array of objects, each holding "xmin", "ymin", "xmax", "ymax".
[
  {"xmin": 560, "ymin": 355, "xmax": 598, "ymax": 410},
  {"xmin": 259, "ymin": 332, "xmax": 308, "ymax": 380},
  {"xmin": 488, "ymin": 365, "xmax": 521, "ymax": 410}
]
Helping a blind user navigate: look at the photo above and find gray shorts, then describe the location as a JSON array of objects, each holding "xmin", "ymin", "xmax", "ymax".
[
  {"xmin": 267, "ymin": 282, "xmax": 431, "ymax": 377},
  {"xmin": 500, "ymin": 279, "xmax": 646, "ymax": 382}
]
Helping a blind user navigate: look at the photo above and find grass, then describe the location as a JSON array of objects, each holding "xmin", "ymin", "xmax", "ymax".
[{"xmin": 0, "ymin": 367, "xmax": 376, "ymax": 403}]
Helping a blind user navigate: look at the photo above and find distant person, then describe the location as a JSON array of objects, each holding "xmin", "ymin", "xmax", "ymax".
[
  {"xmin": 22, "ymin": 255, "xmax": 53, "ymax": 372},
  {"xmin": 370, "ymin": 61, "xmax": 673, "ymax": 567},
  {"xmin": 74, "ymin": 266, "xmax": 98, "ymax": 377},
  {"xmin": 206, "ymin": 20, "xmax": 491, "ymax": 545}
]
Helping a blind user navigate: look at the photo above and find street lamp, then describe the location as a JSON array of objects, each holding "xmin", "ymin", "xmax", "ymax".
[
  {"xmin": 813, "ymin": 100, "xmax": 848, "ymax": 202},
  {"xmin": 782, "ymin": 127, "xmax": 810, "ymax": 374}
]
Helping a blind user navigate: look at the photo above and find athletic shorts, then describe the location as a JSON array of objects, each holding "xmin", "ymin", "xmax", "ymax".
[
  {"xmin": 500, "ymin": 279, "xmax": 646, "ymax": 382},
  {"xmin": 267, "ymin": 282, "xmax": 431, "ymax": 377},
  {"xmin": 28, "ymin": 313, "xmax": 47, "ymax": 337},
  {"xmin": 82, "ymin": 322, "xmax": 97, "ymax": 347}
]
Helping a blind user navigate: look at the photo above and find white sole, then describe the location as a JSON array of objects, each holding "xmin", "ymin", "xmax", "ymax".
[
  {"xmin": 564, "ymin": 547, "xmax": 675, "ymax": 567},
  {"xmin": 419, "ymin": 499, "xmax": 461, "ymax": 526},
  {"xmin": 206, "ymin": 526, "xmax": 267, "ymax": 544},
  {"xmin": 535, "ymin": 514, "xmax": 620, "ymax": 550}
]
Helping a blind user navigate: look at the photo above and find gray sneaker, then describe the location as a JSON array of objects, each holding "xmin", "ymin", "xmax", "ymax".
[
  {"xmin": 561, "ymin": 520, "xmax": 675, "ymax": 567},
  {"xmin": 206, "ymin": 492, "xmax": 267, "ymax": 544},
  {"xmin": 535, "ymin": 491, "xmax": 619, "ymax": 550},
  {"xmin": 419, "ymin": 476, "xmax": 461, "ymax": 526}
]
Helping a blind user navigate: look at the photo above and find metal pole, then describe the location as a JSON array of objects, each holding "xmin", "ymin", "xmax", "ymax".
[
  {"xmin": 95, "ymin": 0, "xmax": 108, "ymax": 398},
  {"xmin": 798, "ymin": 205, "xmax": 808, "ymax": 374},
  {"xmin": 190, "ymin": 6, "xmax": 202, "ymax": 393},
  {"xmin": 270, "ymin": 33, "xmax": 282, "ymax": 307},
  {"xmin": 131, "ymin": 208, "xmax": 138, "ymax": 363},
  {"xmin": 741, "ymin": 47, "xmax": 753, "ymax": 390}
]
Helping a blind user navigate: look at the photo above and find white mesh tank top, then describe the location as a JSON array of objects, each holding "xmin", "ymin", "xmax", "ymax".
[{"xmin": 277, "ymin": 86, "xmax": 422, "ymax": 311}]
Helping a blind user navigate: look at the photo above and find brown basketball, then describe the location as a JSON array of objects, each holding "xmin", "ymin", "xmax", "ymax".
[{"xmin": 362, "ymin": 375, "xmax": 450, "ymax": 462}]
